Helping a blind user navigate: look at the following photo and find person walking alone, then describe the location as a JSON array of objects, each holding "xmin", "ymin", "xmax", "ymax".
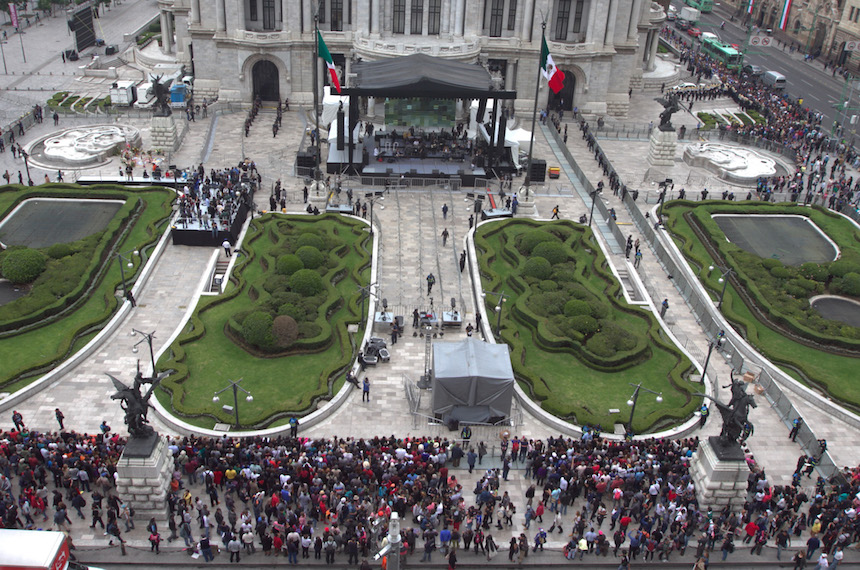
[
  {"xmin": 54, "ymin": 408, "xmax": 65, "ymax": 430},
  {"xmin": 362, "ymin": 377, "xmax": 370, "ymax": 402},
  {"xmin": 441, "ymin": 228, "xmax": 449, "ymax": 246}
]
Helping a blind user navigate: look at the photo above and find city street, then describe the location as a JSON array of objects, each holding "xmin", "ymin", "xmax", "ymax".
[{"xmin": 671, "ymin": 2, "xmax": 855, "ymax": 132}]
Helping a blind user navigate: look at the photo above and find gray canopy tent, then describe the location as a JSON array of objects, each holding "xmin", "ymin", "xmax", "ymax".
[{"xmin": 431, "ymin": 338, "xmax": 515, "ymax": 424}]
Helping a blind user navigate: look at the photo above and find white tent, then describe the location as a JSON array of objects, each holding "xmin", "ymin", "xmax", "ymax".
[{"xmin": 431, "ymin": 338, "xmax": 515, "ymax": 423}]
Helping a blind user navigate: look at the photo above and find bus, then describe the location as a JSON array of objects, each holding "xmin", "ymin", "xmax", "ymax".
[
  {"xmin": 701, "ymin": 38, "xmax": 744, "ymax": 70},
  {"xmin": 685, "ymin": 0, "xmax": 714, "ymax": 13}
]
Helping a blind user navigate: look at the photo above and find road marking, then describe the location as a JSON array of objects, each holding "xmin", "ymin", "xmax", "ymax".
[{"xmin": 799, "ymin": 79, "xmax": 816, "ymax": 90}]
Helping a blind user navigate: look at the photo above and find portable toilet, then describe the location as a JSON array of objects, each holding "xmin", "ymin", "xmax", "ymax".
[{"xmin": 170, "ymin": 83, "xmax": 188, "ymax": 108}]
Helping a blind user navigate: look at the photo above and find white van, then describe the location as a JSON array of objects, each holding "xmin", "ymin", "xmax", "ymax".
[
  {"xmin": 0, "ymin": 529, "xmax": 106, "ymax": 570},
  {"xmin": 762, "ymin": 70, "xmax": 786, "ymax": 89}
]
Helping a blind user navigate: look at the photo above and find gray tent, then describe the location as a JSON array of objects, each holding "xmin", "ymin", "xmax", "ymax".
[{"xmin": 431, "ymin": 338, "xmax": 515, "ymax": 424}]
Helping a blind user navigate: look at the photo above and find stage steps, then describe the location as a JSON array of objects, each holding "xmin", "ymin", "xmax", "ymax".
[{"xmin": 208, "ymin": 259, "xmax": 231, "ymax": 293}]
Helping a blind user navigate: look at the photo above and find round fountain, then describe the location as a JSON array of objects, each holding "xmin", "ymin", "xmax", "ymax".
[
  {"xmin": 25, "ymin": 124, "xmax": 142, "ymax": 169},
  {"xmin": 683, "ymin": 142, "xmax": 787, "ymax": 185}
]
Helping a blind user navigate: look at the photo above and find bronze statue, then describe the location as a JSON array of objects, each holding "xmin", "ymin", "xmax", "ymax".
[
  {"xmin": 108, "ymin": 367, "xmax": 166, "ymax": 438},
  {"xmin": 149, "ymin": 73, "xmax": 173, "ymax": 117},
  {"xmin": 697, "ymin": 380, "xmax": 757, "ymax": 448},
  {"xmin": 655, "ymin": 94, "xmax": 681, "ymax": 132}
]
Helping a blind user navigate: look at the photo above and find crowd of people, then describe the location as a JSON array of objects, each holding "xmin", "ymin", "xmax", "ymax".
[
  {"xmin": 1, "ymin": 420, "xmax": 858, "ymax": 568},
  {"xmin": 174, "ymin": 161, "xmax": 259, "ymax": 234}
]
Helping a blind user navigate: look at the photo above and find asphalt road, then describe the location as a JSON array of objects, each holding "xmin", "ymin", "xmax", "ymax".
[{"xmin": 670, "ymin": 3, "xmax": 856, "ymax": 134}]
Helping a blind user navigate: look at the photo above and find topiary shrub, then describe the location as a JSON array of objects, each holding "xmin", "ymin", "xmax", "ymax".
[
  {"xmin": 829, "ymin": 259, "xmax": 860, "ymax": 278},
  {"xmin": 521, "ymin": 257, "xmax": 552, "ymax": 280},
  {"xmin": 2, "ymin": 248, "xmax": 47, "ymax": 284},
  {"xmin": 839, "ymin": 272, "xmax": 860, "ymax": 296},
  {"xmin": 46, "ymin": 243, "xmax": 74, "ymax": 259},
  {"xmin": 278, "ymin": 302, "xmax": 306, "ymax": 321},
  {"xmin": 297, "ymin": 232, "xmax": 325, "ymax": 250},
  {"xmin": 529, "ymin": 291, "xmax": 569, "ymax": 316},
  {"xmin": 564, "ymin": 299, "xmax": 591, "ymax": 317},
  {"xmin": 569, "ymin": 314, "xmax": 599, "ymax": 336},
  {"xmin": 539, "ymin": 280, "xmax": 558, "ymax": 291},
  {"xmin": 532, "ymin": 241, "xmax": 568, "ymax": 265},
  {"xmin": 585, "ymin": 333, "xmax": 615, "ymax": 357},
  {"xmin": 271, "ymin": 315, "xmax": 299, "ymax": 348},
  {"xmin": 242, "ymin": 311, "xmax": 274, "ymax": 349},
  {"xmin": 276, "ymin": 254, "xmax": 303, "ymax": 276},
  {"xmin": 289, "ymin": 268, "xmax": 324, "ymax": 296},
  {"xmin": 800, "ymin": 262, "xmax": 829, "ymax": 282},
  {"xmin": 770, "ymin": 266, "xmax": 791, "ymax": 279},
  {"xmin": 295, "ymin": 245, "xmax": 325, "ymax": 269},
  {"xmin": 518, "ymin": 230, "xmax": 557, "ymax": 254},
  {"xmin": 761, "ymin": 258, "xmax": 782, "ymax": 270},
  {"xmin": 588, "ymin": 300, "xmax": 610, "ymax": 319},
  {"xmin": 262, "ymin": 274, "xmax": 290, "ymax": 294}
]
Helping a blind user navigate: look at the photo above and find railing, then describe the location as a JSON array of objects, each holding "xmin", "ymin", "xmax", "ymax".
[{"xmin": 579, "ymin": 123, "xmax": 846, "ymax": 480}]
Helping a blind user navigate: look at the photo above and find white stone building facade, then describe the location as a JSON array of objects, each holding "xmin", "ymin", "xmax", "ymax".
[{"xmin": 164, "ymin": 0, "xmax": 665, "ymax": 117}]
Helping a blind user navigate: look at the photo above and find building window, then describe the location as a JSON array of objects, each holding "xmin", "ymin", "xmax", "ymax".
[
  {"xmin": 555, "ymin": 0, "xmax": 571, "ymax": 40},
  {"xmin": 411, "ymin": 0, "xmax": 423, "ymax": 33},
  {"xmin": 331, "ymin": 0, "xmax": 343, "ymax": 30},
  {"xmin": 318, "ymin": 0, "xmax": 325, "ymax": 23},
  {"xmin": 507, "ymin": 0, "xmax": 517, "ymax": 30},
  {"xmin": 573, "ymin": 0, "xmax": 584, "ymax": 33},
  {"xmin": 489, "ymin": 0, "xmax": 504, "ymax": 36},
  {"xmin": 249, "ymin": 0, "xmax": 257, "ymax": 21},
  {"xmin": 393, "ymin": 0, "xmax": 406, "ymax": 33},
  {"xmin": 262, "ymin": 0, "xmax": 275, "ymax": 29},
  {"xmin": 428, "ymin": 0, "xmax": 441, "ymax": 34}
]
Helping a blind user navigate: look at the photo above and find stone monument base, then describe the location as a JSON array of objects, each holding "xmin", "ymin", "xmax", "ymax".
[
  {"xmin": 116, "ymin": 434, "xmax": 170, "ymax": 521},
  {"xmin": 690, "ymin": 437, "xmax": 750, "ymax": 510},
  {"xmin": 515, "ymin": 185, "xmax": 537, "ymax": 217},
  {"xmin": 150, "ymin": 115, "xmax": 181, "ymax": 152},
  {"xmin": 647, "ymin": 127, "xmax": 678, "ymax": 166}
]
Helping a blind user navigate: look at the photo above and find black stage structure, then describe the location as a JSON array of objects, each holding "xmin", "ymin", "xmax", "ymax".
[{"xmin": 332, "ymin": 54, "xmax": 517, "ymax": 187}]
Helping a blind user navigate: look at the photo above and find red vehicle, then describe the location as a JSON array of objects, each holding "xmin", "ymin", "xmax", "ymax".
[{"xmin": 687, "ymin": 27, "xmax": 702, "ymax": 37}]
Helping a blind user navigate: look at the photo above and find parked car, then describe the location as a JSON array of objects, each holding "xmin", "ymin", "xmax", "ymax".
[
  {"xmin": 743, "ymin": 64, "xmax": 764, "ymax": 77},
  {"xmin": 675, "ymin": 18, "xmax": 690, "ymax": 30},
  {"xmin": 667, "ymin": 10, "xmax": 677, "ymax": 20},
  {"xmin": 687, "ymin": 27, "xmax": 702, "ymax": 38}
]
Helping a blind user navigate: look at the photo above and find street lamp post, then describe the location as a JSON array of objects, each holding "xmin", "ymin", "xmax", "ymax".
[
  {"xmin": 626, "ymin": 382, "xmax": 663, "ymax": 435},
  {"xmin": 700, "ymin": 329, "xmax": 725, "ymax": 387},
  {"xmin": 213, "ymin": 378, "xmax": 253, "ymax": 429},
  {"xmin": 481, "ymin": 289, "xmax": 506, "ymax": 337},
  {"xmin": 115, "ymin": 249, "xmax": 140, "ymax": 302},
  {"xmin": 364, "ymin": 190, "xmax": 385, "ymax": 235},
  {"xmin": 717, "ymin": 267, "xmax": 734, "ymax": 309},
  {"xmin": 588, "ymin": 183, "xmax": 603, "ymax": 227},
  {"xmin": 131, "ymin": 328, "xmax": 158, "ymax": 377},
  {"xmin": 356, "ymin": 282, "xmax": 377, "ymax": 329},
  {"xmin": 20, "ymin": 148, "xmax": 32, "ymax": 185}
]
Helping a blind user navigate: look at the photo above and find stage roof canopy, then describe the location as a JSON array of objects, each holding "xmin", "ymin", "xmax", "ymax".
[{"xmin": 348, "ymin": 54, "xmax": 514, "ymax": 99}]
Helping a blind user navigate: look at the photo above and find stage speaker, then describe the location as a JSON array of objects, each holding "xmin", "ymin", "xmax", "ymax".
[
  {"xmin": 530, "ymin": 159, "xmax": 546, "ymax": 183},
  {"xmin": 336, "ymin": 109, "xmax": 345, "ymax": 151},
  {"xmin": 496, "ymin": 113, "xmax": 507, "ymax": 154}
]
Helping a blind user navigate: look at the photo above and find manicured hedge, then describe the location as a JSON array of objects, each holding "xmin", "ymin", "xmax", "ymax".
[{"xmin": 476, "ymin": 219, "xmax": 697, "ymax": 432}]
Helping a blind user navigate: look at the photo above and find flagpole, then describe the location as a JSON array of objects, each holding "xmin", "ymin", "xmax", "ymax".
[
  {"xmin": 523, "ymin": 21, "xmax": 547, "ymax": 198},
  {"xmin": 313, "ymin": 4, "xmax": 321, "ymax": 189}
]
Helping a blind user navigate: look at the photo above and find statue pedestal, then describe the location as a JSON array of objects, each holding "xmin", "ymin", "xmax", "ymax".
[
  {"xmin": 647, "ymin": 127, "xmax": 677, "ymax": 166},
  {"xmin": 516, "ymin": 185, "xmax": 538, "ymax": 217},
  {"xmin": 116, "ymin": 434, "xmax": 170, "ymax": 521},
  {"xmin": 690, "ymin": 437, "xmax": 750, "ymax": 510},
  {"xmin": 150, "ymin": 115, "xmax": 181, "ymax": 152}
]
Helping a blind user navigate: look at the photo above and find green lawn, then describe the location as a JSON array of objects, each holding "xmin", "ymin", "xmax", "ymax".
[
  {"xmin": 156, "ymin": 214, "xmax": 370, "ymax": 429},
  {"xmin": 0, "ymin": 185, "xmax": 174, "ymax": 389},
  {"xmin": 664, "ymin": 201, "xmax": 860, "ymax": 411},
  {"xmin": 476, "ymin": 219, "xmax": 697, "ymax": 433}
]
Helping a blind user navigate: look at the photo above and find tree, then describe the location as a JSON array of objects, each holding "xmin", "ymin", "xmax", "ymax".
[{"xmin": 2, "ymin": 248, "xmax": 47, "ymax": 284}]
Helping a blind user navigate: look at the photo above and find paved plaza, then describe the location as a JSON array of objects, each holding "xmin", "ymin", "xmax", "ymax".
[{"xmin": 0, "ymin": 1, "xmax": 859, "ymax": 566}]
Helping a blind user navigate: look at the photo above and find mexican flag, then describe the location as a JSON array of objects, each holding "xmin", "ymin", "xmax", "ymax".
[
  {"xmin": 317, "ymin": 30, "xmax": 341, "ymax": 94},
  {"xmin": 540, "ymin": 35, "xmax": 565, "ymax": 94}
]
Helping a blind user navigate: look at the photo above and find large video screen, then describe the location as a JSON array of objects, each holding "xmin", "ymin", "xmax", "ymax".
[
  {"xmin": 384, "ymin": 98, "xmax": 455, "ymax": 128},
  {"xmin": 70, "ymin": 4, "xmax": 96, "ymax": 52}
]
